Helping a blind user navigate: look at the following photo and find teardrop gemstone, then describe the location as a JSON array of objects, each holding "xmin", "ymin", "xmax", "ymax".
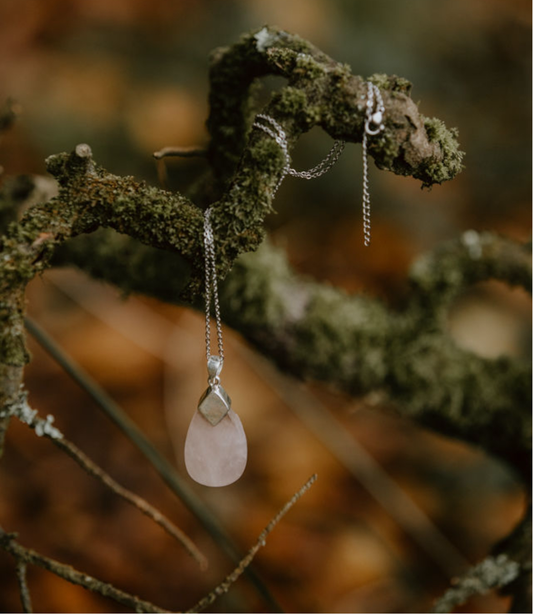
[{"xmin": 184, "ymin": 409, "xmax": 247, "ymax": 487}]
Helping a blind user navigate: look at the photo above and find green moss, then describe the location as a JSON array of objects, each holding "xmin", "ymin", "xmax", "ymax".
[
  {"xmin": 421, "ymin": 116, "xmax": 465, "ymax": 186},
  {"xmin": 374, "ymin": 132, "xmax": 401, "ymax": 170},
  {"xmin": 368, "ymin": 73, "xmax": 413, "ymax": 95},
  {"xmin": 221, "ymin": 240, "xmax": 292, "ymax": 330},
  {"xmin": 272, "ymin": 87, "xmax": 309, "ymax": 118},
  {"xmin": 293, "ymin": 53, "xmax": 327, "ymax": 81},
  {"xmin": 291, "ymin": 285, "xmax": 391, "ymax": 389},
  {"xmin": 0, "ymin": 290, "xmax": 28, "ymax": 366},
  {"xmin": 0, "ymin": 332, "xmax": 29, "ymax": 366},
  {"xmin": 55, "ymin": 230, "xmax": 192, "ymax": 302}
]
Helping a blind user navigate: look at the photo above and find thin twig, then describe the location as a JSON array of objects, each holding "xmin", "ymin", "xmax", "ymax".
[
  {"xmin": 0, "ymin": 527, "xmax": 170, "ymax": 613},
  {"xmin": 24, "ymin": 316, "xmax": 283, "ymax": 613},
  {"xmin": 51, "ymin": 435, "xmax": 208, "ymax": 569},
  {"xmin": 15, "ymin": 560, "xmax": 33, "ymax": 613},
  {"xmin": 153, "ymin": 146, "xmax": 207, "ymax": 159},
  {"xmin": 187, "ymin": 474, "xmax": 318, "ymax": 613},
  {"xmin": 4, "ymin": 390, "xmax": 206, "ymax": 568}
]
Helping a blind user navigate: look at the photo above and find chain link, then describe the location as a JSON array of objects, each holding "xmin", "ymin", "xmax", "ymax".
[
  {"xmin": 253, "ymin": 114, "xmax": 346, "ymax": 196},
  {"xmin": 287, "ymin": 139, "xmax": 346, "ymax": 180},
  {"xmin": 362, "ymin": 82, "xmax": 385, "ymax": 247},
  {"xmin": 203, "ymin": 208, "xmax": 224, "ymax": 363}
]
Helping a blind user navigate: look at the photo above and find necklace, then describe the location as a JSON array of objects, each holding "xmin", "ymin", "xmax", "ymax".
[
  {"xmin": 184, "ymin": 82, "xmax": 384, "ymax": 487},
  {"xmin": 184, "ymin": 208, "xmax": 247, "ymax": 487}
]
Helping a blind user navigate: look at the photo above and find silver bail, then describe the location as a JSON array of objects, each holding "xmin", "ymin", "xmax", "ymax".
[{"xmin": 207, "ymin": 355, "xmax": 223, "ymax": 383}]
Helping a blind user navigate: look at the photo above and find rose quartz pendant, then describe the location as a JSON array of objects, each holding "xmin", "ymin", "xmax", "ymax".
[
  {"xmin": 184, "ymin": 408, "xmax": 247, "ymax": 487},
  {"xmin": 185, "ymin": 355, "xmax": 247, "ymax": 486}
]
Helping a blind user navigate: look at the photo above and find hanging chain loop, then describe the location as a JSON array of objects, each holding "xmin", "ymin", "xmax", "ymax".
[
  {"xmin": 253, "ymin": 114, "xmax": 346, "ymax": 198},
  {"xmin": 362, "ymin": 82, "xmax": 385, "ymax": 246}
]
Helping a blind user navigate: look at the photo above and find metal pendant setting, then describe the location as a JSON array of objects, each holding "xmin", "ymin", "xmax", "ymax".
[
  {"xmin": 197, "ymin": 383, "xmax": 231, "ymax": 426},
  {"xmin": 184, "ymin": 355, "xmax": 248, "ymax": 487}
]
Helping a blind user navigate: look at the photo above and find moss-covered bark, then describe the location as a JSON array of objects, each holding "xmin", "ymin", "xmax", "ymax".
[{"xmin": 53, "ymin": 229, "xmax": 532, "ymax": 482}]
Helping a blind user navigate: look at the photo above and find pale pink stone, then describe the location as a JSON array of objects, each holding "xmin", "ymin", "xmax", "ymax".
[{"xmin": 184, "ymin": 409, "xmax": 247, "ymax": 487}]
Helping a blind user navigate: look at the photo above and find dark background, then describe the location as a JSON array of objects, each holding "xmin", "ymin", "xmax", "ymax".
[{"xmin": 0, "ymin": 1, "xmax": 530, "ymax": 612}]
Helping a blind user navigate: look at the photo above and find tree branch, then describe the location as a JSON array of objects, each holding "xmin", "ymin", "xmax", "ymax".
[
  {"xmin": 0, "ymin": 36, "xmax": 463, "ymax": 479},
  {"xmin": 53, "ymin": 230, "xmax": 532, "ymax": 480},
  {"xmin": 0, "ymin": 526, "xmax": 170, "ymax": 613},
  {"xmin": 0, "ymin": 28, "xmax": 463, "ymax": 299},
  {"xmin": 0, "ymin": 28, "xmax": 464, "ymax": 401},
  {"xmin": 2, "ymin": 25, "xmax": 528, "ymax": 612},
  {"xmin": 206, "ymin": 27, "xmax": 463, "ymax": 190},
  {"xmin": 432, "ymin": 554, "xmax": 520, "ymax": 613}
]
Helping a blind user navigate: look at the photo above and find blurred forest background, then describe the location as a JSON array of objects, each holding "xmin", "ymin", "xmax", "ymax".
[{"xmin": 0, "ymin": 0, "xmax": 531, "ymax": 612}]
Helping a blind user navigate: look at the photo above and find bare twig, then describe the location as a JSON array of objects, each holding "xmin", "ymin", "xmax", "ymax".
[
  {"xmin": 52, "ymin": 436, "xmax": 208, "ymax": 569},
  {"xmin": 153, "ymin": 147, "xmax": 208, "ymax": 190},
  {"xmin": 0, "ymin": 527, "xmax": 170, "ymax": 613},
  {"xmin": 187, "ymin": 474, "xmax": 318, "ymax": 613},
  {"xmin": 153, "ymin": 146, "xmax": 207, "ymax": 159},
  {"xmin": 15, "ymin": 560, "xmax": 33, "ymax": 613},
  {"xmin": 3, "ymin": 389, "xmax": 207, "ymax": 568}
]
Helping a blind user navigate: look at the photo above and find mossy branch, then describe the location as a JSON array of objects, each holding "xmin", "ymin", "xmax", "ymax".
[
  {"xmin": 53, "ymin": 230, "xmax": 532, "ymax": 481},
  {"xmin": 432, "ymin": 511, "xmax": 531, "ymax": 613},
  {"xmin": 0, "ymin": 27, "xmax": 464, "ymax": 381},
  {"xmin": 206, "ymin": 27, "xmax": 463, "ymax": 190},
  {"xmin": 432, "ymin": 554, "xmax": 520, "ymax": 613}
]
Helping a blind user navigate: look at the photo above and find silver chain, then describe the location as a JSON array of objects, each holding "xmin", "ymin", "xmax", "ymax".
[
  {"xmin": 203, "ymin": 208, "xmax": 224, "ymax": 363},
  {"xmin": 201, "ymin": 84, "xmax": 384, "ymax": 365},
  {"xmin": 253, "ymin": 114, "xmax": 346, "ymax": 197},
  {"xmin": 253, "ymin": 81, "xmax": 385, "ymax": 247},
  {"xmin": 362, "ymin": 82, "xmax": 385, "ymax": 247}
]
